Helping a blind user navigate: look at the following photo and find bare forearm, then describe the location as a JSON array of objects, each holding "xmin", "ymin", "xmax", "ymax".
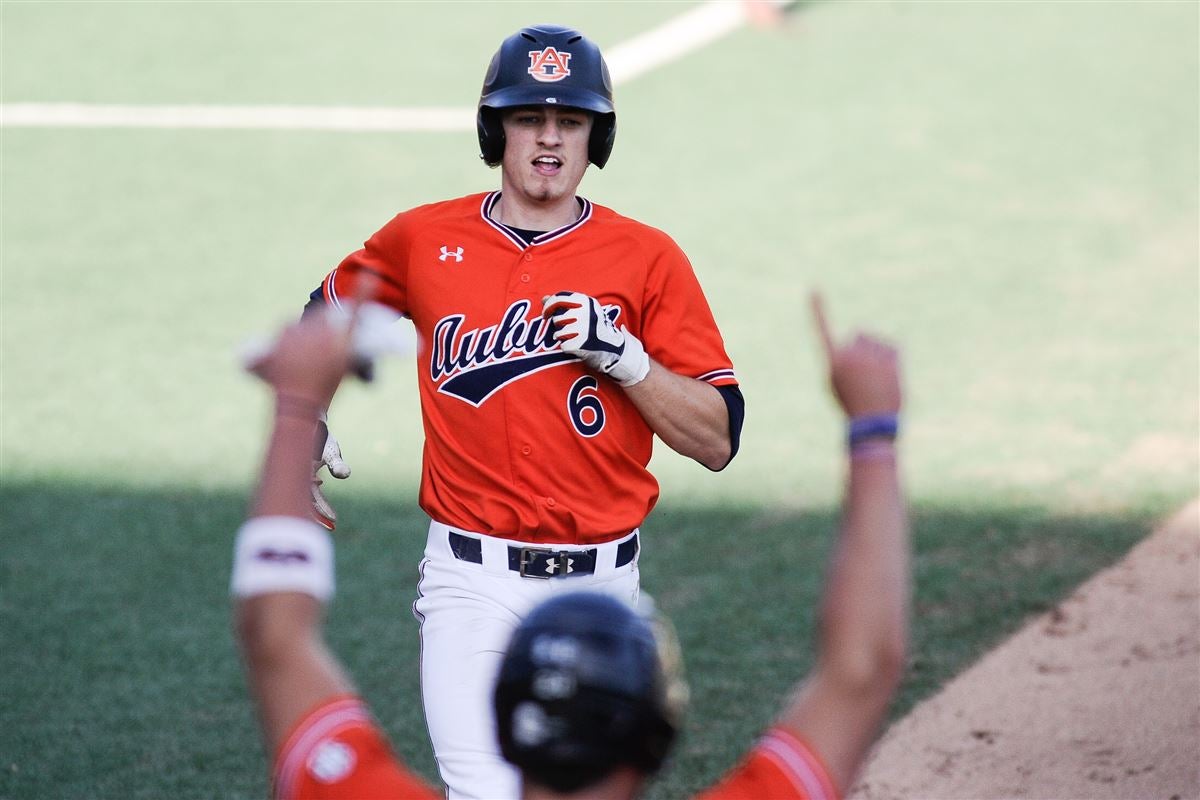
[
  {"xmin": 622, "ymin": 360, "xmax": 731, "ymax": 470},
  {"xmin": 821, "ymin": 452, "xmax": 909, "ymax": 684},
  {"xmin": 237, "ymin": 410, "xmax": 355, "ymax": 752},
  {"xmin": 777, "ymin": 451, "xmax": 908, "ymax": 791},
  {"xmin": 237, "ymin": 595, "xmax": 353, "ymax": 754},
  {"xmin": 252, "ymin": 402, "xmax": 320, "ymax": 520}
]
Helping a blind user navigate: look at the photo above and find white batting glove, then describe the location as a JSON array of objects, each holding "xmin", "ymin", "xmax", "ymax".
[
  {"xmin": 542, "ymin": 292, "xmax": 650, "ymax": 387},
  {"xmin": 317, "ymin": 424, "xmax": 351, "ymax": 479},
  {"xmin": 311, "ymin": 416, "xmax": 350, "ymax": 530}
]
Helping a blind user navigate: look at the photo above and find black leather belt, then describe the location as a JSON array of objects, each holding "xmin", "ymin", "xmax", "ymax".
[{"xmin": 447, "ymin": 531, "xmax": 638, "ymax": 579}]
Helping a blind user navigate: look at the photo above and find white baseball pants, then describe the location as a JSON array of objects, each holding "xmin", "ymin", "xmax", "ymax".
[{"xmin": 413, "ymin": 521, "xmax": 641, "ymax": 800}]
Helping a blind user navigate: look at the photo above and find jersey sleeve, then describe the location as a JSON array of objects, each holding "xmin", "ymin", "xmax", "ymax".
[
  {"xmin": 319, "ymin": 213, "xmax": 412, "ymax": 316},
  {"xmin": 638, "ymin": 232, "xmax": 737, "ymax": 387},
  {"xmin": 272, "ymin": 695, "xmax": 439, "ymax": 800},
  {"xmin": 692, "ymin": 727, "xmax": 840, "ymax": 800}
]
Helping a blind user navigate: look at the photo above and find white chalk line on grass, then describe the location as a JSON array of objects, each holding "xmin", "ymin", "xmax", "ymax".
[
  {"xmin": 0, "ymin": 0, "xmax": 754, "ymax": 132},
  {"xmin": 0, "ymin": 104, "xmax": 476, "ymax": 132},
  {"xmin": 605, "ymin": 0, "xmax": 747, "ymax": 85}
]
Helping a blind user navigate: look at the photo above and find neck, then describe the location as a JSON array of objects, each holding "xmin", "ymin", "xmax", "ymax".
[{"xmin": 493, "ymin": 187, "xmax": 580, "ymax": 231}]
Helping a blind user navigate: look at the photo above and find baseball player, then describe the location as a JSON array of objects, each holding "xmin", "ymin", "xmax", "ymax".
[
  {"xmin": 301, "ymin": 24, "xmax": 744, "ymax": 798},
  {"xmin": 234, "ymin": 294, "xmax": 907, "ymax": 799}
]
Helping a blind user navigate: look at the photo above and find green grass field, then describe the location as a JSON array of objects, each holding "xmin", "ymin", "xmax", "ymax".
[{"xmin": 2, "ymin": 2, "xmax": 1197, "ymax": 798}]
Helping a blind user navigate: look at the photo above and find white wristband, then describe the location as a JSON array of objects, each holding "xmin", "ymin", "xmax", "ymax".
[
  {"xmin": 230, "ymin": 516, "xmax": 334, "ymax": 602},
  {"xmin": 606, "ymin": 328, "xmax": 651, "ymax": 387}
]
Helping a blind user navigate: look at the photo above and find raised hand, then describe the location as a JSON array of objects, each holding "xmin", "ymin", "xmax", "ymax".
[{"xmin": 810, "ymin": 292, "xmax": 902, "ymax": 420}]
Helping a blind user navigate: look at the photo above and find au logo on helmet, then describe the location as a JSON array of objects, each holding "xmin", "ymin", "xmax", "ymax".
[{"xmin": 527, "ymin": 47, "xmax": 571, "ymax": 82}]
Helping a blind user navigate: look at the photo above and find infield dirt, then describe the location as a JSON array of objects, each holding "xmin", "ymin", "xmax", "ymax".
[{"xmin": 850, "ymin": 500, "xmax": 1200, "ymax": 800}]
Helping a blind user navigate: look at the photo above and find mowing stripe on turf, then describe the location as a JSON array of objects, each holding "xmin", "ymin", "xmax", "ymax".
[{"xmin": 0, "ymin": 0, "xmax": 768, "ymax": 132}]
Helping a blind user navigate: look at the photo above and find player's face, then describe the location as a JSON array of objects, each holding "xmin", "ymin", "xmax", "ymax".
[{"xmin": 500, "ymin": 106, "xmax": 592, "ymax": 208}]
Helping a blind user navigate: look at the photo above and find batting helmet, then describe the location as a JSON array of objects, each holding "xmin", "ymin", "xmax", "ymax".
[
  {"xmin": 477, "ymin": 24, "xmax": 617, "ymax": 169},
  {"xmin": 494, "ymin": 592, "xmax": 686, "ymax": 793}
]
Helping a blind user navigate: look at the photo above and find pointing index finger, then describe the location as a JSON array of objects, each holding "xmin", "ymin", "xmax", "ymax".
[{"xmin": 810, "ymin": 291, "xmax": 835, "ymax": 360}]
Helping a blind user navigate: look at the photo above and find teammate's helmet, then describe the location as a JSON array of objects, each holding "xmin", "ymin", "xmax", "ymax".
[
  {"xmin": 477, "ymin": 24, "xmax": 617, "ymax": 169},
  {"xmin": 494, "ymin": 592, "xmax": 686, "ymax": 793}
]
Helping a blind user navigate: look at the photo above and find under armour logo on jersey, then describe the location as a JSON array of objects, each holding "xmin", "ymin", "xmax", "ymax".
[
  {"xmin": 527, "ymin": 47, "xmax": 572, "ymax": 82},
  {"xmin": 439, "ymin": 246, "xmax": 464, "ymax": 262}
]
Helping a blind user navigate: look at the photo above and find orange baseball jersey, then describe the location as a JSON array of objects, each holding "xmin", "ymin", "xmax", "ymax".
[
  {"xmin": 273, "ymin": 696, "xmax": 438, "ymax": 800},
  {"xmin": 320, "ymin": 191, "xmax": 738, "ymax": 544},
  {"xmin": 694, "ymin": 727, "xmax": 840, "ymax": 800}
]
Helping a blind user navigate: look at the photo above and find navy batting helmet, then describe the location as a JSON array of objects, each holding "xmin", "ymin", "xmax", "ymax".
[
  {"xmin": 477, "ymin": 24, "xmax": 617, "ymax": 169},
  {"xmin": 494, "ymin": 593, "xmax": 686, "ymax": 793}
]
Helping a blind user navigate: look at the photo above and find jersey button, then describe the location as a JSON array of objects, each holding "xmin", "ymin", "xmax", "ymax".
[
  {"xmin": 521, "ymin": 446, "xmax": 532, "ymax": 456},
  {"xmin": 545, "ymin": 497, "xmax": 557, "ymax": 507},
  {"xmin": 520, "ymin": 274, "xmax": 531, "ymax": 283},
  {"xmin": 523, "ymin": 252, "xmax": 533, "ymax": 262}
]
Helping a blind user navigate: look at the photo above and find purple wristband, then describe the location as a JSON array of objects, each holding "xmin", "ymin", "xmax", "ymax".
[{"xmin": 848, "ymin": 414, "xmax": 899, "ymax": 448}]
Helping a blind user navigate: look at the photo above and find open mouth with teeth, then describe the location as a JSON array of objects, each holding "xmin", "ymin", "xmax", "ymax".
[{"xmin": 533, "ymin": 156, "xmax": 562, "ymax": 176}]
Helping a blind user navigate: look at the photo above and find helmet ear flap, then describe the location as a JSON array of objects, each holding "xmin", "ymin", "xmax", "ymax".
[
  {"xmin": 588, "ymin": 112, "xmax": 617, "ymax": 169},
  {"xmin": 477, "ymin": 106, "xmax": 505, "ymax": 167}
]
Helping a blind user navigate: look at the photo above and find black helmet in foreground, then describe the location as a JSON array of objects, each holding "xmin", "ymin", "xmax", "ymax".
[
  {"xmin": 477, "ymin": 24, "xmax": 617, "ymax": 168},
  {"xmin": 494, "ymin": 592, "xmax": 687, "ymax": 793}
]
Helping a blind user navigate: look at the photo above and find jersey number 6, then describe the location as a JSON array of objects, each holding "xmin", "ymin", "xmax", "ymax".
[{"xmin": 567, "ymin": 376, "xmax": 605, "ymax": 438}]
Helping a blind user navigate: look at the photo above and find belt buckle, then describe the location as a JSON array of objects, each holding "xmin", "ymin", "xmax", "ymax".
[{"xmin": 518, "ymin": 546, "xmax": 555, "ymax": 579}]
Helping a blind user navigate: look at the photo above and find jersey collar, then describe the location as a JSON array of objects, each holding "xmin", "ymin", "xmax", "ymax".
[{"xmin": 480, "ymin": 191, "xmax": 593, "ymax": 251}]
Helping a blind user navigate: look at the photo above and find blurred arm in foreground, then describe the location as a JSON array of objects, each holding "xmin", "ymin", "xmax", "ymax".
[
  {"xmin": 232, "ymin": 308, "xmax": 439, "ymax": 798},
  {"xmin": 777, "ymin": 293, "xmax": 909, "ymax": 792}
]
